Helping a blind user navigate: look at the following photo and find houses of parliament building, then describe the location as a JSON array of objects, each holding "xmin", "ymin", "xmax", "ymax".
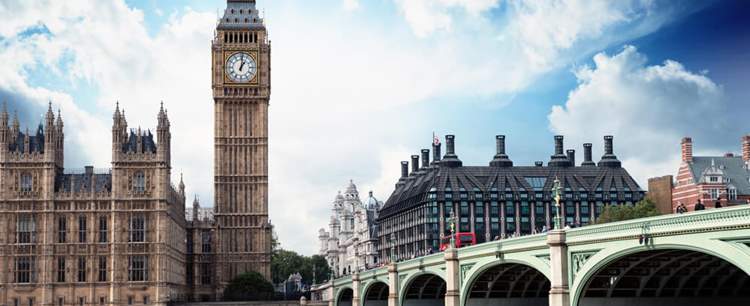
[{"xmin": 0, "ymin": 1, "xmax": 272, "ymax": 305}]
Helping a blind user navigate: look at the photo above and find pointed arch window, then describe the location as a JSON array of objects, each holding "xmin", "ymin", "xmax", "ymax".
[
  {"xmin": 20, "ymin": 173, "xmax": 32, "ymax": 192},
  {"xmin": 133, "ymin": 171, "xmax": 145, "ymax": 193}
]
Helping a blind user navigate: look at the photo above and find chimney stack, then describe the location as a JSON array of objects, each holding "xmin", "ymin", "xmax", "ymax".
[
  {"xmin": 441, "ymin": 135, "xmax": 463, "ymax": 167},
  {"xmin": 490, "ymin": 135, "xmax": 513, "ymax": 167},
  {"xmin": 597, "ymin": 135, "xmax": 621, "ymax": 167},
  {"xmin": 681, "ymin": 137, "xmax": 693, "ymax": 163},
  {"xmin": 549, "ymin": 135, "xmax": 571, "ymax": 167},
  {"xmin": 400, "ymin": 161, "xmax": 408, "ymax": 178},
  {"xmin": 742, "ymin": 135, "xmax": 750, "ymax": 162},
  {"xmin": 566, "ymin": 149, "xmax": 576, "ymax": 167},
  {"xmin": 421, "ymin": 149, "xmax": 430, "ymax": 168},
  {"xmin": 432, "ymin": 142, "xmax": 441, "ymax": 165},
  {"xmin": 582, "ymin": 143, "xmax": 595, "ymax": 166},
  {"xmin": 411, "ymin": 155, "xmax": 420, "ymax": 174}
]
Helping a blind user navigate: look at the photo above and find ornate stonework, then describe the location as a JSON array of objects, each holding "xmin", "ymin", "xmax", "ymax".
[
  {"xmin": 0, "ymin": 103, "xmax": 187, "ymax": 306},
  {"xmin": 211, "ymin": 0, "xmax": 272, "ymax": 285},
  {"xmin": 319, "ymin": 181, "xmax": 383, "ymax": 277}
]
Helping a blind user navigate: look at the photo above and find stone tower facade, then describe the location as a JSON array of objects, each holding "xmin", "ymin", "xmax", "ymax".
[
  {"xmin": 0, "ymin": 102, "xmax": 187, "ymax": 306},
  {"xmin": 211, "ymin": 0, "xmax": 272, "ymax": 284}
]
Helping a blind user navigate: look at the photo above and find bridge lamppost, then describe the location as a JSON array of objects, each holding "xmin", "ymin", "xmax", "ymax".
[
  {"xmin": 447, "ymin": 210, "xmax": 457, "ymax": 249},
  {"xmin": 552, "ymin": 177, "xmax": 563, "ymax": 230},
  {"xmin": 389, "ymin": 233, "xmax": 395, "ymax": 263}
]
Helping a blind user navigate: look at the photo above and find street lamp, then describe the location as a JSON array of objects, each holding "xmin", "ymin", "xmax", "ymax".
[
  {"xmin": 552, "ymin": 177, "xmax": 563, "ymax": 230},
  {"xmin": 447, "ymin": 210, "xmax": 457, "ymax": 249}
]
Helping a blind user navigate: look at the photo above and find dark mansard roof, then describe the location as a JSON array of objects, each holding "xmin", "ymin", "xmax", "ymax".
[
  {"xmin": 378, "ymin": 135, "xmax": 643, "ymax": 220},
  {"xmin": 122, "ymin": 130, "xmax": 157, "ymax": 154},
  {"xmin": 218, "ymin": 0, "xmax": 265, "ymax": 30},
  {"xmin": 7, "ymin": 124, "xmax": 45, "ymax": 153},
  {"xmin": 55, "ymin": 170, "xmax": 112, "ymax": 193}
]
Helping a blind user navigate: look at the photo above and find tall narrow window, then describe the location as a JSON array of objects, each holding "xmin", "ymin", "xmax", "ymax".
[
  {"xmin": 134, "ymin": 171, "xmax": 145, "ymax": 193},
  {"xmin": 77, "ymin": 256, "xmax": 86, "ymax": 282},
  {"xmin": 201, "ymin": 230, "xmax": 212, "ymax": 253},
  {"xmin": 20, "ymin": 173, "xmax": 33, "ymax": 192},
  {"xmin": 129, "ymin": 215, "xmax": 145, "ymax": 242},
  {"xmin": 98, "ymin": 216, "xmax": 108, "ymax": 243},
  {"xmin": 200, "ymin": 263, "xmax": 211, "ymax": 285},
  {"xmin": 15, "ymin": 256, "xmax": 33, "ymax": 283},
  {"xmin": 16, "ymin": 214, "xmax": 35, "ymax": 244},
  {"xmin": 128, "ymin": 256, "xmax": 148, "ymax": 281},
  {"xmin": 58, "ymin": 216, "xmax": 67, "ymax": 243},
  {"xmin": 58, "ymin": 298, "xmax": 64, "ymax": 306},
  {"xmin": 57, "ymin": 257, "xmax": 66, "ymax": 282},
  {"xmin": 78, "ymin": 215, "xmax": 87, "ymax": 243},
  {"xmin": 98, "ymin": 256, "xmax": 107, "ymax": 282}
]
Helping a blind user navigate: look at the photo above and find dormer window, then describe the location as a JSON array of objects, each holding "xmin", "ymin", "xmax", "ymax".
[
  {"xmin": 709, "ymin": 176, "xmax": 719, "ymax": 183},
  {"xmin": 20, "ymin": 173, "xmax": 32, "ymax": 192}
]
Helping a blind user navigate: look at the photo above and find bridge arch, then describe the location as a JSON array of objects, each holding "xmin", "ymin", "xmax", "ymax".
[
  {"xmin": 571, "ymin": 241, "xmax": 750, "ymax": 306},
  {"xmin": 361, "ymin": 280, "xmax": 389, "ymax": 306},
  {"xmin": 399, "ymin": 271, "xmax": 447, "ymax": 306},
  {"xmin": 334, "ymin": 286, "xmax": 354, "ymax": 306},
  {"xmin": 460, "ymin": 258, "xmax": 552, "ymax": 306}
]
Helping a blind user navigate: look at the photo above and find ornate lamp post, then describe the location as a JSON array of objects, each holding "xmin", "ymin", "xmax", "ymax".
[
  {"xmin": 389, "ymin": 233, "xmax": 395, "ymax": 263},
  {"xmin": 447, "ymin": 210, "xmax": 457, "ymax": 249},
  {"xmin": 552, "ymin": 177, "xmax": 563, "ymax": 230}
]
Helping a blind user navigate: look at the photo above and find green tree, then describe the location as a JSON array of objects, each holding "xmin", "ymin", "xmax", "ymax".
[
  {"xmin": 271, "ymin": 249, "xmax": 333, "ymax": 285},
  {"xmin": 223, "ymin": 271, "xmax": 275, "ymax": 301},
  {"xmin": 595, "ymin": 199, "xmax": 661, "ymax": 224},
  {"xmin": 272, "ymin": 249, "xmax": 306, "ymax": 284}
]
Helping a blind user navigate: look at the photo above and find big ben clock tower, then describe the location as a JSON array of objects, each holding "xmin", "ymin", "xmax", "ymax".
[{"xmin": 212, "ymin": 0, "xmax": 272, "ymax": 284}]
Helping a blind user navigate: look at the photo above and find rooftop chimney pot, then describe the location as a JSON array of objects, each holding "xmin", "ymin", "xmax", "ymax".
[{"xmin": 421, "ymin": 149, "xmax": 430, "ymax": 168}]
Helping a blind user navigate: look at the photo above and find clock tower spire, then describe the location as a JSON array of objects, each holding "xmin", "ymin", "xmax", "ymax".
[{"xmin": 212, "ymin": 0, "xmax": 272, "ymax": 285}]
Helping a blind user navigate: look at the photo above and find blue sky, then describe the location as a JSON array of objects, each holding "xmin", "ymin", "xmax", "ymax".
[{"xmin": 0, "ymin": 0, "xmax": 748, "ymax": 255}]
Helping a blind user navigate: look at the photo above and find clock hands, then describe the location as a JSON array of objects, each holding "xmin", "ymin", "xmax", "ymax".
[{"xmin": 239, "ymin": 61, "xmax": 246, "ymax": 72}]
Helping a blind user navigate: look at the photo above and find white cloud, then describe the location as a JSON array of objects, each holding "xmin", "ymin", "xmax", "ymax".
[
  {"xmin": 0, "ymin": 0, "xmax": 698, "ymax": 256},
  {"xmin": 548, "ymin": 45, "xmax": 725, "ymax": 186},
  {"xmin": 343, "ymin": 0, "xmax": 360, "ymax": 11}
]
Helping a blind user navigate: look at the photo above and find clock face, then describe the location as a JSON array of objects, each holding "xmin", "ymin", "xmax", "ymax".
[{"xmin": 225, "ymin": 52, "xmax": 257, "ymax": 82}]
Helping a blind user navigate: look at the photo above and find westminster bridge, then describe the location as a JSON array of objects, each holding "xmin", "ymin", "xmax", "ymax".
[{"xmin": 325, "ymin": 205, "xmax": 750, "ymax": 306}]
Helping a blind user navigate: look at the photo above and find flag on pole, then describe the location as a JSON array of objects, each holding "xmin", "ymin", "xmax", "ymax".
[{"xmin": 433, "ymin": 132, "xmax": 440, "ymax": 146}]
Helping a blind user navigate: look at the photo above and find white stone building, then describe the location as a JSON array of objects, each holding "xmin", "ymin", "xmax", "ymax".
[{"xmin": 318, "ymin": 181, "xmax": 382, "ymax": 277}]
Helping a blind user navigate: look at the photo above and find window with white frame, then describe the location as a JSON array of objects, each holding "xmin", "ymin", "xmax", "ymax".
[
  {"xmin": 710, "ymin": 189, "xmax": 720, "ymax": 200},
  {"xmin": 728, "ymin": 188, "xmax": 737, "ymax": 200},
  {"xmin": 709, "ymin": 176, "xmax": 719, "ymax": 183}
]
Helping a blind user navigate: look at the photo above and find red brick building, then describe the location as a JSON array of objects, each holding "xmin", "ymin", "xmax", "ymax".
[{"xmin": 672, "ymin": 136, "xmax": 750, "ymax": 211}]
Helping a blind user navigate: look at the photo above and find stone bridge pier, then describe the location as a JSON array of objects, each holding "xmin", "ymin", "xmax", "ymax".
[{"xmin": 327, "ymin": 206, "xmax": 750, "ymax": 306}]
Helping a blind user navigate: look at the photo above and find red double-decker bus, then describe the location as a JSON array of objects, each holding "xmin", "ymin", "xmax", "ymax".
[{"xmin": 439, "ymin": 232, "xmax": 476, "ymax": 251}]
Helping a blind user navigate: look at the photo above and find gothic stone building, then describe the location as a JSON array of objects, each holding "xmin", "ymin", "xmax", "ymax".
[
  {"xmin": 377, "ymin": 135, "xmax": 645, "ymax": 262},
  {"xmin": 672, "ymin": 136, "xmax": 750, "ymax": 211},
  {"xmin": 318, "ymin": 181, "xmax": 382, "ymax": 277},
  {"xmin": 0, "ymin": 103, "xmax": 187, "ymax": 306},
  {"xmin": 0, "ymin": 0, "xmax": 274, "ymax": 304},
  {"xmin": 211, "ymin": 0, "xmax": 273, "ymax": 284}
]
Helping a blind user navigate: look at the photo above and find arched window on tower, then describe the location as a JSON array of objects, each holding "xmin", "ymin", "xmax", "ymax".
[
  {"xmin": 20, "ymin": 173, "xmax": 32, "ymax": 192},
  {"xmin": 134, "ymin": 171, "xmax": 145, "ymax": 193}
]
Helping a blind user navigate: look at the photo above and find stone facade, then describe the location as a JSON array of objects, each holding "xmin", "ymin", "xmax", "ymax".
[
  {"xmin": 672, "ymin": 136, "xmax": 750, "ymax": 211},
  {"xmin": 211, "ymin": 0, "xmax": 273, "ymax": 285},
  {"xmin": 0, "ymin": 103, "xmax": 187, "ymax": 306},
  {"xmin": 318, "ymin": 181, "xmax": 382, "ymax": 277}
]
